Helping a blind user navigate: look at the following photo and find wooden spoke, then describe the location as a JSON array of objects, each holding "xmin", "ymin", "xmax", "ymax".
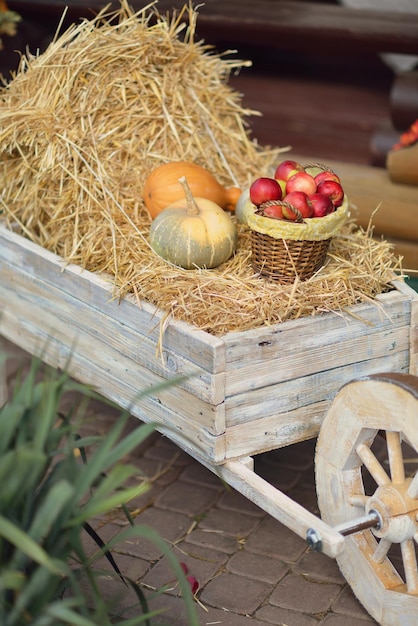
[
  {"xmin": 401, "ymin": 539, "xmax": 418, "ymax": 594},
  {"xmin": 372, "ymin": 538, "xmax": 392, "ymax": 564},
  {"xmin": 349, "ymin": 494, "xmax": 369, "ymax": 508},
  {"xmin": 407, "ymin": 471, "xmax": 418, "ymax": 499},
  {"xmin": 356, "ymin": 442, "xmax": 391, "ymax": 486},
  {"xmin": 386, "ymin": 430, "xmax": 405, "ymax": 484}
]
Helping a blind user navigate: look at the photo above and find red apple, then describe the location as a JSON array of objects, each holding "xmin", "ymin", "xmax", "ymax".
[
  {"xmin": 316, "ymin": 180, "xmax": 344, "ymax": 207},
  {"xmin": 250, "ymin": 177, "xmax": 282, "ymax": 206},
  {"xmin": 286, "ymin": 171, "xmax": 317, "ymax": 196},
  {"xmin": 276, "ymin": 178, "xmax": 287, "ymax": 195},
  {"xmin": 262, "ymin": 203, "xmax": 285, "ymax": 219},
  {"xmin": 283, "ymin": 191, "xmax": 312, "ymax": 219},
  {"xmin": 314, "ymin": 170, "xmax": 341, "ymax": 186},
  {"xmin": 274, "ymin": 159, "xmax": 303, "ymax": 181},
  {"xmin": 308, "ymin": 192, "xmax": 335, "ymax": 217}
]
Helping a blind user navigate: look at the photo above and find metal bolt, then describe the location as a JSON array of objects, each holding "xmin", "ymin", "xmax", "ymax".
[{"xmin": 306, "ymin": 528, "xmax": 323, "ymax": 552}]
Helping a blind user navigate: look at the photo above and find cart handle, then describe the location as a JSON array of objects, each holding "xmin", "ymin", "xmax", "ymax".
[{"xmin": 213, "ymin": 458, "xmax": 346, "ymax": 559}]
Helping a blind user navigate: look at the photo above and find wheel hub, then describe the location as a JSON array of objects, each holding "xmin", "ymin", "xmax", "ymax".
[{"xmin": 366, "ymin": 478, "xmax": 418, "ymax": 543}]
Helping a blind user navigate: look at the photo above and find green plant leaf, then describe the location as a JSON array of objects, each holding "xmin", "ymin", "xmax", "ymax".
[
  {"xmin": 28, "ymin": 479, "xmax": 75, "ymax": 543},
  {"xmin": 0, "ymin": 570, "xmax": 26, "ymax": 592},
  {"xmin": 0, "ymin": 447, "xmax": 47, "ymax": 508},
  {"xmin": 39, "ymin": 600, "xmax": 103, "ymax": 626},
  {"xmin": 71, "ymin": 481, "xmax": 148, "ymax": 524},
  {"xmin": 0, "ymin": 514, "xmax": 66, "ymax": 576}
]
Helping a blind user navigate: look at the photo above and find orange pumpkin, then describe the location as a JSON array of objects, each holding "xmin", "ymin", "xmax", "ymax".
[{"xmin": 143, "ymin": 161, "xmax": 241, "ymax": 219}]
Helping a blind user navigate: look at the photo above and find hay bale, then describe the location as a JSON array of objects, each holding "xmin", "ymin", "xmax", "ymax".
[{"xmin": 0, "ymin": 1, "xmax": 402, "ymax": 335}]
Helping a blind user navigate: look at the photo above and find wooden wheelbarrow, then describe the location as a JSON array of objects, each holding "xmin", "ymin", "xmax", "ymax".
[{"xmin": 1, "ymin": 220, "xmax": 417, "ymax": 625}]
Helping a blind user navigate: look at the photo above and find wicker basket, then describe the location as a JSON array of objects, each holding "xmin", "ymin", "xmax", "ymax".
[
  {"xmin": 251, "ymin": 231, "xmax": 331, "ymax": 282},
  {"xmin": 245, "ymin": 196, "xmax": 349, "ymax": 284}
]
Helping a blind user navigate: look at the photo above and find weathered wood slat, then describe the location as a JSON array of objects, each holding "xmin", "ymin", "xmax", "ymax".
[
  {"xmin": 224, "ymin": 338, "xmax": 410, "ymax": 462},
  {"xmin": 0, "ymin": 270, "xmax": 227, "ymax": 434},
  {"xmin": 0, "ymin": 224, "xmax": 225, "ymax": 375},
  {"xmin": 0, "ymin": 297, "xmax": 227, "ymax": 462},
  {"xmin": 0, "ymin": 260, "xmax": 226, "ymax": 407},
  {"xmin": 223, "ymin": 289, "xmax": 412, "ymax": 396}
]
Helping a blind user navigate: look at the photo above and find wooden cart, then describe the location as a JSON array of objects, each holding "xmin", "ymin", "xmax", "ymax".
[{"xmin": 1, "ymin": 220, "xmax": 417, "ymax": 625}]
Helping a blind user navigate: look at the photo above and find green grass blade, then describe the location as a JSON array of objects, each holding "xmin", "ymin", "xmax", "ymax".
[
  {"xmin": 71, "ymin": 414, "xmax": 129, "ymax": 498},
  {"xmin": 0, "ymin": 570, "xmax": 26, "ymax": 592},
  {"xmin": 71, "ymin": 482, "xmax": 148, "ymax": 524},
  {"xmin": 0, "ymin": 515, "xmax": 66, "ymax": 576},
  {"xmin": 41, "ymin": 601, "xmax": 103, "ymax": 626},
  {"xmin": 28, "ymin": 479, "xmax": 75, "ymax": 542}
]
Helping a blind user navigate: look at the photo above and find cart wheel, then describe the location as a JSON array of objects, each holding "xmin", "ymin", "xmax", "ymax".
[{"xmin": 315, "ymin": 373, "xmax": 418, "ymax": 626}]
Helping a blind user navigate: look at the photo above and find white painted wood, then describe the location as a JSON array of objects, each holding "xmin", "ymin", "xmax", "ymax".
[
  {"xmin": 316, "ymin": 374, "xmax": 418, "ymax": 625},
  {"xmin": 1, "ymin": 220, "xmax": 417, "ymax": 465}
]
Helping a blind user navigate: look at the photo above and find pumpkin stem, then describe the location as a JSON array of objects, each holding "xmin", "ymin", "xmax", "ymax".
[{"xmin": 178, "ymin": 176, "xmax": 200, "ymax": 216}]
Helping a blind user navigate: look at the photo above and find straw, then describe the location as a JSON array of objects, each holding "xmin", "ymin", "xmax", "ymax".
[{"xmin": 0, "ymin": 1, "xmax": 403, "ymax": 336}]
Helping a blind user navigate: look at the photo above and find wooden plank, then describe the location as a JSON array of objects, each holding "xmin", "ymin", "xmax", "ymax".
[
  {"xmin": 224, "ymin": 350, "xmax": 410, "ymax": 459},
  {"xmin": 0, "ymin": 257, "xmax": 226, "ymax": 406},
  {"xmin": 0, "ymin": 223, "xmax": 226, "ymax": 375},
  {"xmin": 0, "ymin": 269, "xmax": 227, "ymax": 436},
  {"xmin": 224, "ymin": 349, "xmax": 409, "ymax": 434},
  {"xmin": 223, "ymin": 289, "xmax": 412, "ymax": 396},
  {"xmin": 0, "ymin": 302, "xmax": 227, "ymax": 463}
]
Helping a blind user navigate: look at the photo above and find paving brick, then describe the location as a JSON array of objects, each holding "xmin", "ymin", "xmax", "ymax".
[
  {"xmin": 263, "ymin": 439, "xmax": 317, "ymax": 472},
  {"xmin": 126, "ymin": 590, "xmax": 199, "ymax": 625},
  {"xmin": 195, "ymin": 606, "xmax": 268, "ymax": 625},
  {"xmin": 293, "ymin": 549, "xmax": 346, "ymax": 584},
  {"xmin": 256, "ymin": 605, "xmax": 320, "ymax": 625},
  {"xmin": 142, "ymin": 543, "xmax": 227, "ymax": 594},
  {"xmin": 289, "ymin": 484, "xmax": 320, "ymax": 516},
  {"xmin": 254, "ymin": 456, "xmax": 303, "ymax": 492},
  {"xmin": 128, "ymin": 455, "xmax": 185, "ymax": 487},
  {"xmin": 199, "ymin": 507, "xmax": 262, "ymax": 539},
  {"xmin": 80, "ymin": 534, "xmax": 150, "ymax": 582},
  {"xmin": 143, "ymin": 437, "xmax": 193, "ymax": 467},
  {"xmin": 331, "ymin": 586, "xmax": 378, "ymax": 621},
  {"xmin": 180, "ymin": 460, "xmax": 225, "ymax": 488},
  {"xmin": 144, "ymin": 594, "xmax": 268, "ymax": 626},
  {"xmin": 269, "ymin": 573, "xmax": 342, "ymax": 614},
  {"xmin": 319, "ymin": 613, "xmax": 377, "ymax": 625},
  {"xmin": 244, "ymin": 516, "xmax": 307, "ymax": 562},
  {"xmin": 184, "ymin": 528, "xmax": 240, "ymax": 555},
  {"xmin": 155, "ymin": 480, "xmax": 221, "ymax": 516},
  {"xmin": 199, "ymin": 571, "xmax": 273, "ymax": 615},
  {"xmin": 97, "ymin": 509, "xmax": 192, "ymax": 561},
  {"xmin": 227, "ymin": 549, "xmax": 289, "ymax": 584},
  {"xmin": 217, "ymin": 488, "xmax": 268, "ymax": 517}
]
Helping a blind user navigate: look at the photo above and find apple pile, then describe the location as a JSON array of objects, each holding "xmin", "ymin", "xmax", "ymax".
[{"xmin": 249, "ymin": 159, "xmax": 344, "ymax": 221}]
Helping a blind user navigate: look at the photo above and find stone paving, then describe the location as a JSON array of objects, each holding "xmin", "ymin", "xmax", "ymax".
[{"xmin": 2, "ymin": 340, "xmax": 378, "ymax": 626}]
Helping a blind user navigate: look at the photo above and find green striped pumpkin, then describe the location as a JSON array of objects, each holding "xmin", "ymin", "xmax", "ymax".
[{"xmin": 149, "ymin": 177, "xmax": 238, "ymax": 270}]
